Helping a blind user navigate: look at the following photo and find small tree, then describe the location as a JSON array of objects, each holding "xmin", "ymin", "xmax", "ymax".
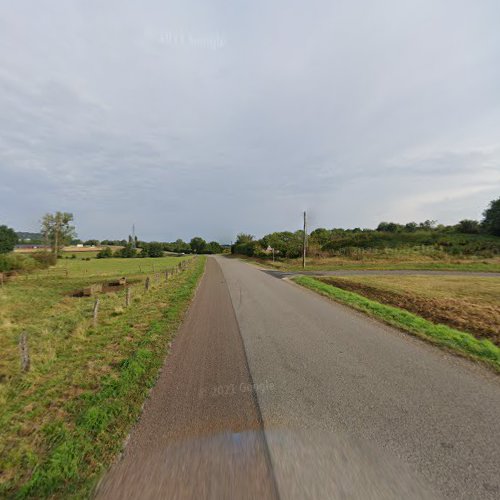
[
  {"xmin": 40, "ymin": 212, "xmax": 76, "ymax": 256},
  {"xmin": 482, "ymin": 197, "xmax": 500, "ymax": 236},
  {"xmin": 0, "ymin": 225, "xmax": 18, "ymax": 254}
]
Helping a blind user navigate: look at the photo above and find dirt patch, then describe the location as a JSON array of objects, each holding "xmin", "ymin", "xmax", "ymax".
[
  {"xmin": 319, "ymin": 278, "xmax": 500, "ymax": 346},
  {"xmin": 70, "ymin": 278, "xmax": 138, "ymax": 298}
]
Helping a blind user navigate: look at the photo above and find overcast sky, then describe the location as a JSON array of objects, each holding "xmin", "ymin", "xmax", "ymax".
[{"xmin": 1, "ymin": 0, "xmax": 499, "ymax": 242}]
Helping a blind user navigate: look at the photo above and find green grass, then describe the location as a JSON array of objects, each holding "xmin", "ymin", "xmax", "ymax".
[
  {"xmin": 0, "ymin": 255, "xmax": 206, "ymax": 498},
  {"xmin": 293, "ymin": 276, "xmax": 500, "ymax": 371}
]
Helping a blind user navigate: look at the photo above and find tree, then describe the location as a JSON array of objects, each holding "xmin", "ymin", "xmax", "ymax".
[
  {"xmin": 206, "ymin": 241, "xmax": 223, "ymax": 254},
  {"xmin": 456, "ymin": 219, "xmax": 480, "ymax": 234},
  {"xmin": 376, "ymin": 222, "xmax": 402, "ymax": 232},
  {"xmin": 190, "ymin": 237, "xmax": 207, "ymax": 254},
  {"xmin": 40, "ymin": 212, "xmax": 76, "ymax": 255},
  {"xmin": 482, "ymin": 197, "xmax": 500, "ymax": 236},
  {"xmin": 84, "ymin": 239, "xmax": 100, "ymax": 246},
  {"xmin": 0, "ymin": 225, "xmax": 18, "ymax": 254},
  {"xmin": 172, "ymin": 239, "xmax": 190, "ymax": 253},
  {"xmin": 309, "ymin": 228, "xmax": 331, "ymax": 246},
  {"xmin": 260, "ymin": 231, "xmax": 303, "ymax": 258},
  {"xmin": 235, "ymin": 233, "xmax": 254, "ymax": 244},
  {"xmin": 419, "ymin": 220, "xmax": 437, "ymax": 230},
  {"xmin": 142, "ymin": 242, "xmax": 164, "ymax": 257},
  {"xmin": 404, "ymin": 222, "xmax": 418, "ymax": 232}
]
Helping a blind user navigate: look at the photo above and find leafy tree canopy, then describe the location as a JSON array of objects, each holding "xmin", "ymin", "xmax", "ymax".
[{"xmin": 0, "ymin": 225, "xmax": 18, "ymax": 254}]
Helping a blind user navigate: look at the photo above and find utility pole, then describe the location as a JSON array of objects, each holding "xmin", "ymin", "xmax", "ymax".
[{"xmin": 302, "ymin": 211, "xmax": 307, "ymax": 269}]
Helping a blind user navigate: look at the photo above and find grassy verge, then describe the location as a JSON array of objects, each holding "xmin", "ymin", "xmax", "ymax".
[
  {"xmin": 293, "ymin": 276, "xmax": 500, "ymax": 372},
  {"xmin": 0, "ymin": 256, "xmax": 206, "ymax": 498}
]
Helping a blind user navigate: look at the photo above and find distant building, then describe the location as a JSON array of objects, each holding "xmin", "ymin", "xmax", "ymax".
[{"xmin": 15, "ymin": 244, "xmax": 50, "ymax": 251}]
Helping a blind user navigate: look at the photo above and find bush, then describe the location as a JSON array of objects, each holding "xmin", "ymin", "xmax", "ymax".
[
  {"xmin": 114, "ymin": 244, "xmax": 137, "ymax": 258},
  {"xmin": 96, "ymin": 247, "xmax": 113, "ymax": 259},
  {"xmin": 31, "ymin": 251, "xmax": 57, "ymax": 267},
  {"xmin": 0, "ymin": 253, "xmax": 42, "ymax": 272}
]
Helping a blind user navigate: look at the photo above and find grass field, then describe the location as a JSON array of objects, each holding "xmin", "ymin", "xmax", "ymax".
[
  {"xmin": 294, "ymin": 276, "xmax": 500, "ymax": 371},
  {"xmin": 317, "ymin": 275, "xmax": 500, "ymax": 345},
  {"xmin": 0, "ymin": 255, "xmax": 206, "ymax": 498}
]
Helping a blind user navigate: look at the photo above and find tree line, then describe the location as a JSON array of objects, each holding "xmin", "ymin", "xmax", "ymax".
[
  {"xmin": 231, "ymin": 197, "xmax": 500, "ymax": 259},
  {"xmin": 1, "ymin": 212, "xmax": 225, "ymax": 263}
]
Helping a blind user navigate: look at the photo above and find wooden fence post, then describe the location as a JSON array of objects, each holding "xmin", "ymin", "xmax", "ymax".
[
  {"xmin": 19, "ymin": 332, "xmax": 30, "ymax": 372},
  {"xmin": 126, "ymin": 288, "xmax": 131, "ymax": 307},
  {"xmin": 165, "ymin": 270, "xmax": 169, "ymax": 282},
  {"xmin": 93, "ymin": 299, "xmax": 100, "ymax": 328},
  {"xmin": 145, "ymin": 277, "xmax": 150, "ymax": 291}
]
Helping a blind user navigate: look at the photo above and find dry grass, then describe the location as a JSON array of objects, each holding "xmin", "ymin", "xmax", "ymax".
[{"xmin": 318, "ymin": 275, "xmax": 500, "ymax": 345}]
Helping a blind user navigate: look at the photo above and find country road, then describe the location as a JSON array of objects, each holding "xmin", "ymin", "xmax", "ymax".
[{"xmin": 97, "ymin": 256, "xmax": 500, "ymax": 499}]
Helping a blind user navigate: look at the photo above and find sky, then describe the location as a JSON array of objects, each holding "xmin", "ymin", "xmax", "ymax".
[{"xmin": 1, "ymin": 0, "xmax": 499, "ymax": 243}]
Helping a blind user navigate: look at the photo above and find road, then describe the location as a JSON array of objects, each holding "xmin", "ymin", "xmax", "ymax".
[{"xmin": 97, "ymin": 256, "xmax": 500, "ymax": 499}]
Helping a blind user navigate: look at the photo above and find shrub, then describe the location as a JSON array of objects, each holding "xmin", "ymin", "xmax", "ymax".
[
  {"xmin": 31, "ymin": 251, "xmax": 57, "ymax": 267},
  {"xmin": 114, "ymin": 244, "xmax": 137, "ymax": 258},
  {"xmin": 96, "ymin": 247, "xmax": 113, "ymax": 259},
  {"xmin": 0, "ymin": 253, "xmax": 41, "ymax": 272}
]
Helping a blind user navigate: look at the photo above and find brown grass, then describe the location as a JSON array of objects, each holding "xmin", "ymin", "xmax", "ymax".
[{"xmin": 319, "ymin": 275, "xmax": 500, "ymax": 345}]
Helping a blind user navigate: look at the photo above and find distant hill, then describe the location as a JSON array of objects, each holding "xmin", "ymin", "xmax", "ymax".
[{"xmin": 16, "ymin": 232, "xmax": 43, "ymax": 242}]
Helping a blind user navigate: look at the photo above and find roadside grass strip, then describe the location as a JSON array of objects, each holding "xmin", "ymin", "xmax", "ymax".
[{"xmin": 293, "ymin": 276, "xmax": 500, "ymax": 372}]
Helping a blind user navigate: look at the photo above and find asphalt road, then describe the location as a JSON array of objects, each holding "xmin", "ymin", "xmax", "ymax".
[{"xmin": 97, "ymin": 256, "xmax": 500, "ymax": 499}]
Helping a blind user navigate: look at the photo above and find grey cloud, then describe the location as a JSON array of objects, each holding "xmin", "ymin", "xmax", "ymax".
[{"xmin": 1, "ymin": 0, "xmax": 499, "ymax": 241}]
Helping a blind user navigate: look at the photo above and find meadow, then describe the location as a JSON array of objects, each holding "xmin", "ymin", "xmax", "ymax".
[{"xmin": 0, "ymin": 254, "xmax": 206, "ymax": 498}]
